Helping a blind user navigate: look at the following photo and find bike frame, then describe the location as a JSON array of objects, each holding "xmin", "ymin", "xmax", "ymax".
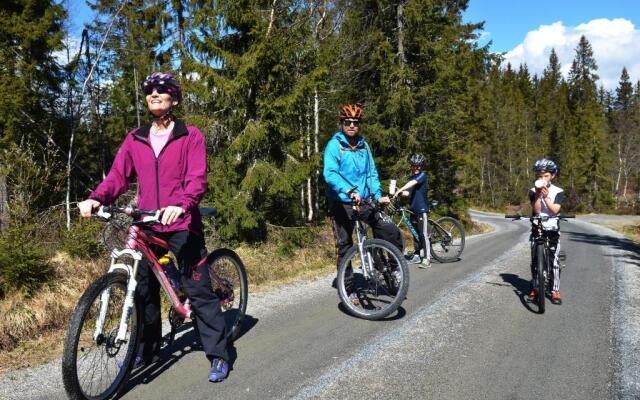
[
  {"xmin": 394, "ymin": 206, "xmax": 433, "ymax": 260},
  {"xmin": 354, "ymin": 213, "xmax": 375, "ymax": 281},
  {"xmin": 95, "ymin": 222, "xmax": 196, "ymax": 344},
  {"xmin": 397, "ymin": 208, "xmax": 422, "ymax": 242}
]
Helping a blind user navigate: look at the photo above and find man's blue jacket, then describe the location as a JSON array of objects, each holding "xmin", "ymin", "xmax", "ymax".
[{"xmin": 323, "ymin": 131, "xmax": 382, "ymax": 204}]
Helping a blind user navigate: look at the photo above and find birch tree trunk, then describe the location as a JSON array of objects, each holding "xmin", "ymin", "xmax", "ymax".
[
  {"xmin": 479, "ymin": 156, "xmax": 485, "ymax": 195},
  {"xmin": 313, "ymin": 89, "xmax": 321, "ymax": 221},
  {"xmin": 0, "ymin": 175, "xmax": 7, "ymax": 232},
  {"xmin": 306, "ymin": 105, "xmax": 314, "ymax": 221},
  {"xmin": 267, "ymin": 0, "xmax": 277, "ymax": 37},
  {"xmin": 396, "ymin": 1, "xmax": 406, "ymax": 70}
]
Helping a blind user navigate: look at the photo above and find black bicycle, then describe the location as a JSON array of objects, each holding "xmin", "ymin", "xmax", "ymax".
[
  {"xmin": 336, "ymin": 202, "xmax": 409, "ymax": 320},
  {"xmin": 505, "ymin": 214, "xmax": 572, "ymax": 313}
]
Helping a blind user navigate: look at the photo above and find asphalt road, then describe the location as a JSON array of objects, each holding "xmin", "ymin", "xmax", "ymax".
[{"xmin": 2, "ymin": 211, "xmax": 639, "ymax": 399}]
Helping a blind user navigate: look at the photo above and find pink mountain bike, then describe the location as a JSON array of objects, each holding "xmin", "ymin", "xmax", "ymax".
[{"xmin": 62, "ymin": 206, "xmax": 248, "ymax": 400}]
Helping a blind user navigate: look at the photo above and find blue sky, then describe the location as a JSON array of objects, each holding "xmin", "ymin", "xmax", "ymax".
[{"xmin": 464, "ymin": 0, "xmax": 640, "ymax": 52}]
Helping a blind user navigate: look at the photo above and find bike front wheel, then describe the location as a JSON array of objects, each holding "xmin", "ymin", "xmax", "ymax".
[
  {"xmin": 207, "ymin": 248, "xmax": 248, "ymax": 342},
  {"xmin": 429, "ymin": 216, "xmax": 465, "ymax": 263},
  {"xmin": 337, "ymin": 238, "xmax": 409, "ymax": 320},
  {"xmin": 62, "ymin": 272, "xmax": 139, "ymax": 400}
]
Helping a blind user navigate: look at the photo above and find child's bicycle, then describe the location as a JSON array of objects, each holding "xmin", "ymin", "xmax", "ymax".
[
  {"xmin": 388, "ymin": 200, "xmax": 465, "ymax": 263},
  {"xmin": 61, "ymin": 206, "xmax": 248, "ymax": 400},
  {"xmin": 336, "ymin": 201, "xmax": 409, "ymax": 320},
  {"xmin": 504, "ymin": 214, "xmax": 572, "ymax": 313}
]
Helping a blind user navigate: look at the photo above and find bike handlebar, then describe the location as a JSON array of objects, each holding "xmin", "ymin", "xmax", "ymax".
[
  {"xmin": 95, "ymin": 206, "xmax": 162, "ymax": 224},
  {"xmin": 504, "ymin": 214, "xmax": 575, "ymax": 220},
  {"xmin": 95, "ymin": 206, "xmax": 218, "ymax": 223}
]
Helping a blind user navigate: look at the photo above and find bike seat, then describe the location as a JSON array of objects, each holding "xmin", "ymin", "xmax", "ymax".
[{"xmin": 200, "ymin": 207, "xmax": 217, "ymax": 217}]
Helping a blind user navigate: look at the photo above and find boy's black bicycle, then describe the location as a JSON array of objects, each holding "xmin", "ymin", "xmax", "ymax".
[
  {"xmin": 388, "ymin": 200, "xmax": 465, "ymax": 263},
  {"xmin": 505, "ymin": 214, "xmax": 572, "ymax": 313}
]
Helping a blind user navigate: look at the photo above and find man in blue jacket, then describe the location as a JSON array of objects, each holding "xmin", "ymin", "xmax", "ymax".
[{"xmin": 323, "ymin": 103, "xmax": 404, "ymax": 280}]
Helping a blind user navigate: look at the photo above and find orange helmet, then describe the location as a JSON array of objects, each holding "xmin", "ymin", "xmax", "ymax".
[{"xmin": 337, "ymin": 103, "xmax": 364, "ymax": 121}]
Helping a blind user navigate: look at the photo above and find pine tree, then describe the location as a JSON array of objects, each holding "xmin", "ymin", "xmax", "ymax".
[
  {"xmin": 0, "ymin": 0, "xmax": 66, "ymax": 146},
  {"xmin": 0, "ymin": 0, "xmax": 67, "ymax": 224},
  {"xmin": 567, "ymin": 35, "xmax": 612, "ymax": 210},
  {"xmin": 612, "ymin": 68, "xmax": 639, "ymax": 206}
]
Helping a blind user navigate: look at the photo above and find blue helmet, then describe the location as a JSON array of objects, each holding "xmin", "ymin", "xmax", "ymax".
[{"xmin": 533, "ymin": 159, "xmax": 558, "ymax": 175}]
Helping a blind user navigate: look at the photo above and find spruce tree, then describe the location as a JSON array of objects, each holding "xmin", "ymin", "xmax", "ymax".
[{"xmin": 567, "ymin": 35, "xmax": 611, "ymax": 210}]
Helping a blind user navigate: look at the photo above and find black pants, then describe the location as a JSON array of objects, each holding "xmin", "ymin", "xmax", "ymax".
[
  {"xmin": 136, "ymin": 230, "xmax": 229, "ymax": 362},
  {"xmin": 330, "ymin": 202, "xmax": 404, "ymax": 268},
  {"xmin": 410, "ymin": 212, "xmax": 429, "ymax": 258}
]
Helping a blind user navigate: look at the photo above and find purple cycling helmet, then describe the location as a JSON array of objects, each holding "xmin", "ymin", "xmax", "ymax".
[{"xmin": 142, "ymin": 72, "xmax": 182, "ymax": 102}]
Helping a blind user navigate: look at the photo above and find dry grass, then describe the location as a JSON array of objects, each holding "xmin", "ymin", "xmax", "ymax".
[
  {"xmin": 469, "ymin": 221, "xmax": 494, "ymax": 236},
  {"xmin": 599, "ymin": 224, "xmax": 640, "ymax": 244},
  {"xmin": 235, "ymin": 225, "xmax": 336, "ymax": 292},
  {"xmin": 0, "ymin": 253, "xmax": 109, "ymax": 372}
]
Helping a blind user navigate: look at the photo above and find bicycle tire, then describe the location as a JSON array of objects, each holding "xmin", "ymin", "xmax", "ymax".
[
  {"xmin": 206, "ymin": 248, "xmax": 248, "ymax": 342},
  {"xmin": 336, "ymin": 238, "xmax": 409, "ymax": 320},
  {"xmin": 536, "ymin": 244, "xmax": 546, "ymax": 314},
  {"xmin": 429, "ymin": 216, "xmax": 465, "ymax": 263},
  {"xmin": 62, "ymin": 272, "xmax": 139, "ymax": 400}
]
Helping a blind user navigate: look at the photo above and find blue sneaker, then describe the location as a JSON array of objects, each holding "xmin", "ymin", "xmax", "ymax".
[
  {"xmin": 118, "ymin": 355, "xmax": 144, "ymax": 370},
  {"xmin": 208, "ymin": 358, "xmax": 229, "ymax": 382}
]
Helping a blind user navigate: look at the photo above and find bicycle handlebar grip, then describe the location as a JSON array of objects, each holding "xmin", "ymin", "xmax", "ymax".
[
  {"xmin": 504, "ymin": 215, "xmax": 522, "ymax": 219},
  {"xmin": 136, "ymin": 208, "xmax": 158, "ymax": 216}
]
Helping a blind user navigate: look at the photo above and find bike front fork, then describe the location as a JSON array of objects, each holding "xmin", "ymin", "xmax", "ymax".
[{"xmin": 94, "ymin": 259, "xmax": 140, "ymax": 344}]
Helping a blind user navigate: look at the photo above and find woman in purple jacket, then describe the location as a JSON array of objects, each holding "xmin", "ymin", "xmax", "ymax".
[{"xmin": 78, "ymin": 72, "xmax": 230, "ymax": 382}]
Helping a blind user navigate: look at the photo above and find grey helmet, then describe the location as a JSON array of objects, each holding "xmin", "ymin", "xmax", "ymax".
[
  {"xmin": 533, "ymin": 158, "xmax": 558, "ymax": 175},
  {"xmin": 409, "ymin": 154, "xmax": 426, "ymax": 167}
]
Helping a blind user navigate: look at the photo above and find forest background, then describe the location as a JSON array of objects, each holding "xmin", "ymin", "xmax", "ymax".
[{"xmin": 0, "ymin": 0, "xmax": 639, "ymax": 365}]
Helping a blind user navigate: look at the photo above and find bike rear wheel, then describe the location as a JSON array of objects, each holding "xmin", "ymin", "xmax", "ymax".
[
  {"xmin": 429, "ymin": 216, "xmax": 465, "ymax": 263},
  {"xmin": 535, "ymin": 244, "xmax": 546, "ymax": 314},
  {"xmin": 62, "ymin": 272, "xmax": 139, "ymax": 400},
  {"xmin": 337, "ymin": 238, "xmax": 409, "ymax": 320},
  {"xmin": 207, "ymin": 248, "xmax": 248, "ymax": 342}
]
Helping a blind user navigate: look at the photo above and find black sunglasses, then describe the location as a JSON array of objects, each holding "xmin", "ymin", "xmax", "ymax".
[
  {"xmin": 343, "ymin": 119, "xmax": 360, "ymax": 127},
  {"xmin": 143, "ymin": 85, "xmax": 170, "ymax": 95}
]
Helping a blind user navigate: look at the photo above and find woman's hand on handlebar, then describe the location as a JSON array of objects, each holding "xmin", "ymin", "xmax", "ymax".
[
  {"xmin": 78, "ymin": 199, "xmax": 101, "ymax": 217},
  {"xmin": 160, "ymin": 205, "xmax": 185, "ymax": 225}
]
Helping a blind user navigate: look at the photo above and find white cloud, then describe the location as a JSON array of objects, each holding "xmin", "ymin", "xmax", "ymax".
[
  {"xmin": 54, "ymin": 35, "xmax": 82, "ymax": 66},
  {"xmin": 504, "ymin": 18, "xmax": 640, "ymax": 90}
]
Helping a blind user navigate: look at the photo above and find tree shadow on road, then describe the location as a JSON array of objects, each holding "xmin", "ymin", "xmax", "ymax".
[
  {"xmin": 118, "ymin": 313, "xmax": 259, "ymax": 398},
  {"xmin": 564, "ymin": 229, "xmax": 640, "ymax": 267},
  {"xmin": 498, "ymin": 273, "xmax": 538, "ymax": 314}
]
